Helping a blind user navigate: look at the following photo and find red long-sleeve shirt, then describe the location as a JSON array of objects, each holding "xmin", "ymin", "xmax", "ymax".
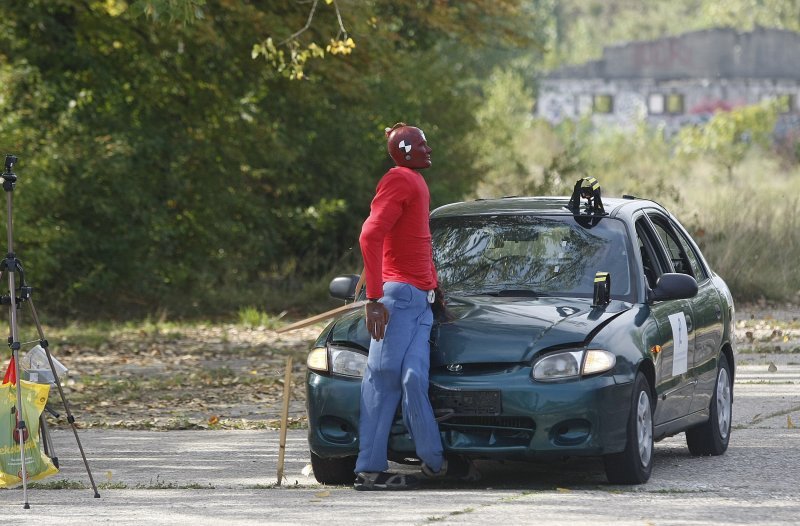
[{"xmin": 359, "ymin": 166, "xmax": 438, "ymax": 299}]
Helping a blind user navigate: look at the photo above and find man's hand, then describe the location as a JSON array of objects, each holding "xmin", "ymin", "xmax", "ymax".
[{"xmin": 365, "ymin": 301, "xmax": 390, "ymax": 341}]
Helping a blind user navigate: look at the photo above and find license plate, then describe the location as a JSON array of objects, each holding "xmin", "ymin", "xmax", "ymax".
[{"xmin": 429, "ymin": 386, "xmax": 501, "ymax": 416}]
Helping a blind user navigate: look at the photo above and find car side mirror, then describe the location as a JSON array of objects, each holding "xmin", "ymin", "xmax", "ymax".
[
  {"xmin": 329, "ymin": 274, "xmax": 360, "ymax": 301},
  {"xmin": 649, "ymin": 273, "xmax": 698, "ymax": 302}
]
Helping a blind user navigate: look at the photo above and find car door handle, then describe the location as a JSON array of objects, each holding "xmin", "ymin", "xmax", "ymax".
[
  {"xmin": 714, "ymin": 305, "xmax": 722, "ymax": 320},
  {"xmin": 685, "ymin": 314, "xmax": 693, "ymax": 333}
]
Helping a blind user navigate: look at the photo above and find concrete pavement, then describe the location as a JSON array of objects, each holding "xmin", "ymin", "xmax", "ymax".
[{"xmin": 1, "ymin": 362, "xmax": 799, "ymax": 525}]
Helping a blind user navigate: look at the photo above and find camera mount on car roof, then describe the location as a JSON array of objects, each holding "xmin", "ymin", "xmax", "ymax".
[{"xmin": 568, "ymin": 176, "xmax": 606, "ymax": 215}]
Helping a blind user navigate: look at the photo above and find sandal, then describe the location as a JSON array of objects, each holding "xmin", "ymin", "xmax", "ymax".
[{"xmin": 354, "ymin": 471, "xmax": 420, "ymax": 491}]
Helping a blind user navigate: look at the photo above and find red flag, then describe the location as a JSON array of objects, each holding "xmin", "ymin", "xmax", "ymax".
[{"xmin": 3, "ymin": 355, "xmax": 16, "ymax": 385}]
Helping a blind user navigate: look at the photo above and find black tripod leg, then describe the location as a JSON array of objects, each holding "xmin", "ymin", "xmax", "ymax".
[
  {"xmin": 39, "ymin": 412, "xmax": 58, "ymax": 468},
  {"xmin": 39, "ymin": 414, "xmax": 48, "ymax": 455},
  {"xmin": 7, "ymin": 286, "xmax": 29, "ymax": 508},
  {"xmin": 27, "ymin": 298, "xmax": 100, "ymax": 498}
]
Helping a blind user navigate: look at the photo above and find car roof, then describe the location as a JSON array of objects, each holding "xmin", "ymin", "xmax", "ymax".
[{"xmin": 430, "ymin": 195, "xmax": 666, "ymax": 221}]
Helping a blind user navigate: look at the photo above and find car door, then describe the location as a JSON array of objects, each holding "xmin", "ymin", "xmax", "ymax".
[
  {"xmin": 648, "ymin": 214, "xmax": 724, "ymax": 414},
  {"xmin": 635, "ymin": 215, "xmax": 696, "ymax": 425}
]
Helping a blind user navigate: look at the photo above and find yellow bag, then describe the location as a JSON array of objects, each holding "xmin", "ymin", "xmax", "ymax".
[{"xmin": 0, "ymin": 379, "xmax": 59, "ymax": 488}]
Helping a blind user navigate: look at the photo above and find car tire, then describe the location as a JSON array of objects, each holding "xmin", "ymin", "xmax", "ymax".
[
  {"xmin": 686, "ymin": 353, "xmax": 732, "ymax": 456},
  {"xmin": 309, "ymin": 450, "xmax": 357, "ymax": 485},
  {"xmin": 603, "ymin": 372, "xmax": 654, "ymax": 484}
]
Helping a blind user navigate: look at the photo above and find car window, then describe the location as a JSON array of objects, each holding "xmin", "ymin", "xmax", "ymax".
[
  {"xmin": 634, "ymin": 218, "xmax": 666, "ymax": 289},
  {"xmin": 431, "ymin": 215, "xmax": 635, "ymax": 301},
  {"xmin": 647, "ymin": 213, "xmax": 697, "ymax": 278},
  {"xmin": 670, "ymin": 221, "xmax": 709, "ymax": 281}
]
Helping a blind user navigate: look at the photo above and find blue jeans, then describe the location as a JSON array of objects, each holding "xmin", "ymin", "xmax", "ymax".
[{"xmin": 355, "ymin": 281, "xmax": 444, "ymax": 473}]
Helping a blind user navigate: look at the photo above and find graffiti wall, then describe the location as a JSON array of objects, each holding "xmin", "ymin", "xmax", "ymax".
[{"xmin": 538, "ymin": 28, "xmax": 800, "ymax": 135}]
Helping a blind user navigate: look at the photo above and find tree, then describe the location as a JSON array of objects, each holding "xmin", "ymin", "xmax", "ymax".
[
  {"xmin": 469, "ymin": 68, "xmax": 543, "ymax": 198},
  {"xmin": 0, "ymin": 0, "xmax": 543, "ymax": 317},
  {"xmin": 676, "ymin": 101, "xmax": 779, "ymax": 180}
]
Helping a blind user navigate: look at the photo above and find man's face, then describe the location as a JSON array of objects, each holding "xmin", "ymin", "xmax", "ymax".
[{"xmin": 391, "ymin": 127, "xmax": 432, "ymax": 170}]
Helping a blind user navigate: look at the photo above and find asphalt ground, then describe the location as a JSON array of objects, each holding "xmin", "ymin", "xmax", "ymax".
[{"xmin": 1, "ymin": 360, "xmax": 799, "ymax": 525}]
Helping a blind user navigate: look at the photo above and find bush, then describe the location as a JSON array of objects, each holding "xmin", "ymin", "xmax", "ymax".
[
  {"xmin": 472, "ymin": 111, "xmax": 800, "ymax": 304},
  {"xmin": 678, "ymin": 156, "xmax": 800, "ymax": 303}
]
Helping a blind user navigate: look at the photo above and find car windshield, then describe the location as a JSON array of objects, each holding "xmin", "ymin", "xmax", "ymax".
[{"xmin": 431, "ymin": 214, "xmax": 636, "ymax": 301}]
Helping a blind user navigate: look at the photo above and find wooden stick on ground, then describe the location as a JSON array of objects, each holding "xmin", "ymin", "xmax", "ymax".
[
  {"xmin": 275, "ymin": 268, "xmax": 366, "ymax": 334},
  {"xmin": 275, "ymin": 300, "xmax": 367, "ymax": 333},
  {"xmin": 276, "ymin": 356, "xmax": 293, "ymax": 486}
]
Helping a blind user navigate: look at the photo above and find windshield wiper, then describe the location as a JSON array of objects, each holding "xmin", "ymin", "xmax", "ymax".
[
  {"xmin": 447, "ymin": 287, "xmax": 547, "ymax": 298},
  {"xmin": 477, "ymin": 288, "xmax": 544, "ymax": 297}
]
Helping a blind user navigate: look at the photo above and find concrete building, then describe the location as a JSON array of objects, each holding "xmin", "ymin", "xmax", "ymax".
[{"xmin": 537, "ymin": 27, "xmax": 800, "ymax": 134}]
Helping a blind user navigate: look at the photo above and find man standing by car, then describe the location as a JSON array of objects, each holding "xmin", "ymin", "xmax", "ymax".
[{"xmin": 354, "ymin": 123, "xmax": 456, "ymax": 490}]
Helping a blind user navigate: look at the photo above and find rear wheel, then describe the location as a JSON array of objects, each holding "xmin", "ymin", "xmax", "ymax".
[
  {"xmin": 686, "ymin": 353, "xmax": 732, "ymax": 456},
  {"xmin": 603, "ymin": 372, "xmax": 654, "ymax": 484},
  {"xmin": 310, "ymin": 451, "xmax": 357, "ymax": 485}
]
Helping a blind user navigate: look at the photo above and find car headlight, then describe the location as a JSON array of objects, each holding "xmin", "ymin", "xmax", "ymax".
[
  {"xmin": 583, "ymin": 349, "xmax": 616, "ymax": 375},
  {"xmin": 307, "ymin": 347, "xmax": 328, "ymax": 372},
  {"xmin": 532, "ymin": 349, "xmax": 616, "ymax": 381},
  {"xmin": 306, "ymin": 345, "xmax": 367, "ymax": 378}
]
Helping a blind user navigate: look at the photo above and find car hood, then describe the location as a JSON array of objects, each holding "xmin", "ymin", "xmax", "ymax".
[{"xmin": 329, "ymin": 296, "xmax": 632, "ymax": 366}]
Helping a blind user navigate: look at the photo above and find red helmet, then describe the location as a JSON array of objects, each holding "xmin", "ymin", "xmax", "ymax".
[{"xmin": 385, "ymin": 123, "xmax": 432, "ymax": 169}]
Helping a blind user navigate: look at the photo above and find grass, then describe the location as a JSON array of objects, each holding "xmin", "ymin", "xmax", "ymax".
[
  {"xmin": 738, "ymin": 347, "xmax": 800, "ymax": 354},
  {"xmin": 27, "ymin": 480, "xmax": 217, "ymax": 490},
  {"xmin": 737, "ymin": 318, "xmax": 800, "ymax": 330},
  {"xmin": 237, "ymin": 307, "xmax": 286, "ymax": 330},
  {"xmin": 659, "ymin": 156, "xmax": 800, "ymax": 303},
  {"xmin": 35, "ymin": 318, "xmax": 190, "ymax": 348},
  {"xmin": 245, "ymin": 482, "xmax": 311, "ymax": 489},
  {"xmin": 99, "ymin": 482, "xmax": 128, "ymax": 489},
  {"xmin": 746, "ymin": 405, "xmax": 800, "ymax": 426},
  {"xmin": 523, "ymin": 119, "xmax": 800, "ymax": 304},
  {"xmin": 27, "ymin": 479, "xmax": 88, "ymax": 490},
  {"xmin": 646, "ymin": 488, "xmax": 712, "ymax": 494},
  {"xmin": 426, "ymin": 506, "xmax": 479, "ymax": 522},
  {"xmin": 134, "ymin": 476, "xmax": 214, "ymax": 490}
]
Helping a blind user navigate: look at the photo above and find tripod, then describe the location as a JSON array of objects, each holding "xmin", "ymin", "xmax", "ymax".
[{"xmin": 1, "ymin": 155, "xmax": 99, "ymax": 508}]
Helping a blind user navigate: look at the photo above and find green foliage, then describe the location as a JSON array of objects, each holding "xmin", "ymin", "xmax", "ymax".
[
  {"xmin": 251, "ymin": 38, "xmax": 327, "ymax": 80},
  {"xmin": 679, "ymin": 160, "xmax": 800, "ymax": 302},
  {"xmin": 471, "ymin": 1, "xmax": 800, "ymax": 304},
  {"xmin": 469, "ymin": 68, "xmax": 541, "ymax": 198},
  {"xmin": 544, "ymin": 0, "xmax": 800, "ymax": 67},
  {"xmin": 1, "ymin": 0, "xmax": 796, "ymax": 318},
  {"xmin": 676, "ymin": 102, "xmax": 779, "ymax": 179},
  {"xmin": 472, "ymin": 99, "xmax": 800, "ymax": 302},
  {"xmin": 129, "ymin": 0, "xmax": 206, "ymax": 22},
  {"xmin": 237, "ymin": 307, "xmax": 283, "ymax": 329},
  {"xmin": 582, "ymin": 122, "xmax": 684, "ymax": 204},
  {"xmin": 0, "ymin": 0, "xmax": 541, "ymax": 319}
]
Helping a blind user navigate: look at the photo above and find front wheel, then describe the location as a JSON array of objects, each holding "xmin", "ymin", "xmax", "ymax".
[
  {"xmin": 603, "ymin": 372, "xmax": 654, "ymax": 484},
  {"xmin": 310, "ymin": 450, "xmax": 357, "ymax": 485},
  {"xmin": 686, "ymin": 353, "xmax": 732, "ymax": 456}
]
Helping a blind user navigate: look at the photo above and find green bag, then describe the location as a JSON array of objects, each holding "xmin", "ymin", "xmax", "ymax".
[{"xmin": 0, "ymin": 379, "xmax": 58, "ymax": 488}]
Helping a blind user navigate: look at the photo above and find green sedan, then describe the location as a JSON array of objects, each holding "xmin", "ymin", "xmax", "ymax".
[{"xmin": 305, "ymin": 193, "xmax": 735, "ymax": 485}]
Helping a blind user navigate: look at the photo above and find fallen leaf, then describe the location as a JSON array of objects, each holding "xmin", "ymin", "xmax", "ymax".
[
  {"xmin": 789, "ymin": 415, "xmax": 795, "ymax": 429},
  {"xmin": 315, "ymin": 490, "xmax": 330, "ymax": 498},
  {"xmin": 556, "ymin": 487, "xmax": 571, "ymax": 493},
  {"xmin": 208, "ymin": 415, "xmax": 220, "ymax": 425}
]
